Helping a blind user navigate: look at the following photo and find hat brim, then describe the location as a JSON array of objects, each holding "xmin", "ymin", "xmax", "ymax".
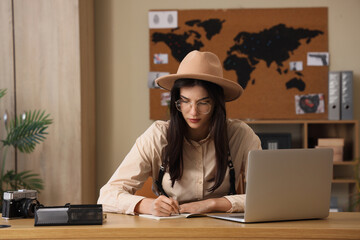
[{"xmin": 155, "ymin": 73, "xmax": 243, "ymax": 102}]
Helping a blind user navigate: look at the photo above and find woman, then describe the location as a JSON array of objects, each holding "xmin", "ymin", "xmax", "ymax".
[{"xmin": 98, "ymin": 50, "xmax": 261, "ymax": 216}]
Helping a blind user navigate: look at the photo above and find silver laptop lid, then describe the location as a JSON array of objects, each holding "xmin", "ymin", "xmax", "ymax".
[{"xmin": 244, "ymin": 148, "xmax": 333, "ymax": 223}]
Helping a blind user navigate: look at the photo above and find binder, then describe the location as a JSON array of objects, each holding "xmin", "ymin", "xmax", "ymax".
[
  {"xmin": 328, "ymin": 72, "xmax": 341, "ymax": 120},
  {"xmin": 341, "ymin": 71, "xmax": 353, "ymax": 120}
]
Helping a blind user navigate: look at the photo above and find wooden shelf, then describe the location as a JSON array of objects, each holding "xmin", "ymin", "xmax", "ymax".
[
  {"xmin": 245, "ymin": 119, "xmax": 359, "ymax": 211},
  {"xmin": 246, "ymin": 119, "xmax": 359, "ymax": 160},
  {"xmin": 333, "ymin": 161, "xmax": 358, "ymax": 166},
  {"xmin": 332, "ymin": 179, "xmax": 357, "ymax": 184}
]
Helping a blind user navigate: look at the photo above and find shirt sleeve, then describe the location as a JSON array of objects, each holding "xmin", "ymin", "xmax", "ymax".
[
  {"xmin": 97, "ymin": 121, "xmax": 168, "ymax": 215},
  {"xmin": 224, "ymin": 120, "xmax": 262, "ymax": 212}
]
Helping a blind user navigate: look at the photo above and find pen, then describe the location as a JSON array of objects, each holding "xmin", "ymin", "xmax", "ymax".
[{"xmin": 155, "ymin": 180, "xmax": 180, "ymax": 215}]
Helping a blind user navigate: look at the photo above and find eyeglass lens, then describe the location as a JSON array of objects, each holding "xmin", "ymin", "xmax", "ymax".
[{"xmin": 176, "ymin": 100, "xmax": 211, "ymax": 114}]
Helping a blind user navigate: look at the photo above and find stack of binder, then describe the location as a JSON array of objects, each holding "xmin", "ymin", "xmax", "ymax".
[{"xmin": 328, "ymin": 71, "xmax": 353, "ymax": 120}]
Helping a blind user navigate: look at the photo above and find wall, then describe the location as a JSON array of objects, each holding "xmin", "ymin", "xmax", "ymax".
[{"xmin": 94, "ymin": 0, "xmax": 360, "ymax": 195}]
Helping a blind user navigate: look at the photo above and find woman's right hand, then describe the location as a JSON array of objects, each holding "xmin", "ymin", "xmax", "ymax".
[{"xmin": 135, "ymin": 196, "xmax": 180, "ymax": 216}]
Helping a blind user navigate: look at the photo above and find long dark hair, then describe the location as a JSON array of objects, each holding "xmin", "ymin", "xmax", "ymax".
[{"xmin": 163, "ymin": 78, "xmax": 229, "ymax": 192}]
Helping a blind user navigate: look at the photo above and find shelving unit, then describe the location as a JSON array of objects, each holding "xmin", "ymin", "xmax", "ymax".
[{"xmin": 245, "ymin": 120, "xmax": 359, "ymax": 211}]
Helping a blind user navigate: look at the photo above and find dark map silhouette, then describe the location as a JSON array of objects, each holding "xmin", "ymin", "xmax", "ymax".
[
  {"xmin": 185, "ymin": 19, "xmax": 225, "ymax": 40},
  {"xmin": 224, "ymin": 24, "xmax": 323, "ymax": 90},
  {"xmin": 151, "ymin": 20, "xmax": 323, "ymax": 92},
  {"xmin": 152, "ymin": 18, "xmax": 225, "ymax": 62}
]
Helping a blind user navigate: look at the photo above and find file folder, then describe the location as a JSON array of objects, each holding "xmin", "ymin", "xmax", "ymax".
[
  {"xmin": 341, "ymin": 71, "xmax": 353, "ymax": 120},
  {"xmin": 328, "ymin": 72, "xmax": 341, "ymax": 120}
]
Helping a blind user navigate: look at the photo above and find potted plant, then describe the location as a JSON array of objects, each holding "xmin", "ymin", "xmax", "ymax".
[{"xmin": 0, "ymin": 88, "xmax": 52, "ymax": 209}]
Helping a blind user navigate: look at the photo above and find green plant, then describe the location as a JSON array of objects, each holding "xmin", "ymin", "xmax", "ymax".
[{"xmin": 0, "ymin": 88, "xmax": 53, "ymax": 206}]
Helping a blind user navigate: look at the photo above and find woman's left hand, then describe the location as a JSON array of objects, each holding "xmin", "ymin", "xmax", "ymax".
[{"xmin": 179, "ymin": 197, "xmax": 232, "ymax": 214}]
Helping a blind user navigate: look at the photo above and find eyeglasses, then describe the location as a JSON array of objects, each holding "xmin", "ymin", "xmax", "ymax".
[{"xmin": 175, "ymin": 99, "xmax": 212, "ymax": 114}]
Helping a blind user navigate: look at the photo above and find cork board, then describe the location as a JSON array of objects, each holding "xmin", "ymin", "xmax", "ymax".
[{"xmin": 149, "ymin": 8, "xmax": 328, "ymax": 120}]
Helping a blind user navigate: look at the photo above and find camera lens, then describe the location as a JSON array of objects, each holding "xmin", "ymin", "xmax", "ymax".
[{"xmin": 20, "ymin": 198, "xmax": 38, "ymax": 218}]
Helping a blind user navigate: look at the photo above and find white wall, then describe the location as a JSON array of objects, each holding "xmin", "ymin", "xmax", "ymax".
[{"xmin": 94, "ymin": 0, "xmax": 360, "ymax": 194}]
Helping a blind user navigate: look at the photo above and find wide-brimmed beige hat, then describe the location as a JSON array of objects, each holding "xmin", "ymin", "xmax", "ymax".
[{"xmin": 155, "ymin": 50, "xmax": 243, "ymax": 102}]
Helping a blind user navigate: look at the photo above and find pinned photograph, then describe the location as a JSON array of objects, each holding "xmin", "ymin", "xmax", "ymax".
[
  {"xmin": 148, "ymin": 11, "xmax": 178, "ymax": 29},
  {"xmin": 148, "ymin": 72, "xmax": 169, "ymax": 88},
  {"xmin": 289, "ymin": 61, "xmax": 303, "ymax": 71},
  {"xmin": 295, "ymin": 93, "xmax": 325, "ymax": 114},
  {"xmin": 307, "ymin": 52, "xmax": 329, "ymax": 66},
  {"xmin": 153, "ymin": 53, "xmax": 168, "ymax": 64},
  {"xmin": 161, "ymin": 92, "xmax": 171, "ymax": 106}
]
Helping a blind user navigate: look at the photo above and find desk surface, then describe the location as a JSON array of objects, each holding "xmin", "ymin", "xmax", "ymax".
[{"xmin": 1, "ymin": 212, "xmax": 360, "ymax": 239}]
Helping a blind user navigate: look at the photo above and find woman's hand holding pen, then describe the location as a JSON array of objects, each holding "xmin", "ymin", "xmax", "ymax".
[
  {"xmin": 151, "ymin": 195, "xmax": 180, "ymax": 216},
  {"xmin": 134, "ymin": 196, "xmax": 180, "ymax": 217}
]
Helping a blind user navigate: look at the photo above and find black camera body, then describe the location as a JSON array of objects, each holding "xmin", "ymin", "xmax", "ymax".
[{"xmin": 2, "ymin": 189, "xmax": 39, "ymax": 219}]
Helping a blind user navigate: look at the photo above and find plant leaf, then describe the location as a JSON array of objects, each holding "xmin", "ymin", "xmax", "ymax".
[
  {"xmin": 2, "ymin": 170, "xmax": 44, "ymax": 192},
  {"xmin": 0, "ymin": 89, "xmax": 6, "ymax": 99},
  {"xmin": 2, "ymin": 110, "xmax": 53, "ymax": 153}
]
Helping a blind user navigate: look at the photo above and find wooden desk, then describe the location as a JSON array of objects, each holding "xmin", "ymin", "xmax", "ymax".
[{"xmin": 1, "ymin": 212, "xmax": 360, "ymax": 239}]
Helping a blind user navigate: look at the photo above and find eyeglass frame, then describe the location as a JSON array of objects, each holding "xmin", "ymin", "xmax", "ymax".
[{"xmin": 175, "ymin": 98, "xmax": 212, "ymax": 114}]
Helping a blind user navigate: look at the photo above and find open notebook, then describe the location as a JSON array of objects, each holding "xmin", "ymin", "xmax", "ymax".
[{"xmin": 139, "ymin": 213, "xmax": 204, "ymax": 220}]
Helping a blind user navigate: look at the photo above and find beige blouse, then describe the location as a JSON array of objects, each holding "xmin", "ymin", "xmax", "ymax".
[{"xmin": 98, "ymin": 119, "xmax": 261, "ymax": 215}]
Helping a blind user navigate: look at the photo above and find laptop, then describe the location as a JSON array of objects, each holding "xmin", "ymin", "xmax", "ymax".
[{"xmin": 208, "ymin": 148, "xmax": 333, "ymax": 223}]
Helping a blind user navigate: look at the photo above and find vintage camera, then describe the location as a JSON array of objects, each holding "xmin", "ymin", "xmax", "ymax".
[{"xmin": 2, "ymin": 189, "xmax": 39, "ymax": 219}]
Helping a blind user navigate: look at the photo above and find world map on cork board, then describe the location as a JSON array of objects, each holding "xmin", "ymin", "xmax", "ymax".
[{"xmin": 149, "ymin": 8, "xmax": 328, "ymax": 120}]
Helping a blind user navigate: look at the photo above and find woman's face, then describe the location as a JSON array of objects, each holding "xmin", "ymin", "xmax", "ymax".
[{"xmin": 178, "ymin": 85, "xmax": 213, "ymax": 141}]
